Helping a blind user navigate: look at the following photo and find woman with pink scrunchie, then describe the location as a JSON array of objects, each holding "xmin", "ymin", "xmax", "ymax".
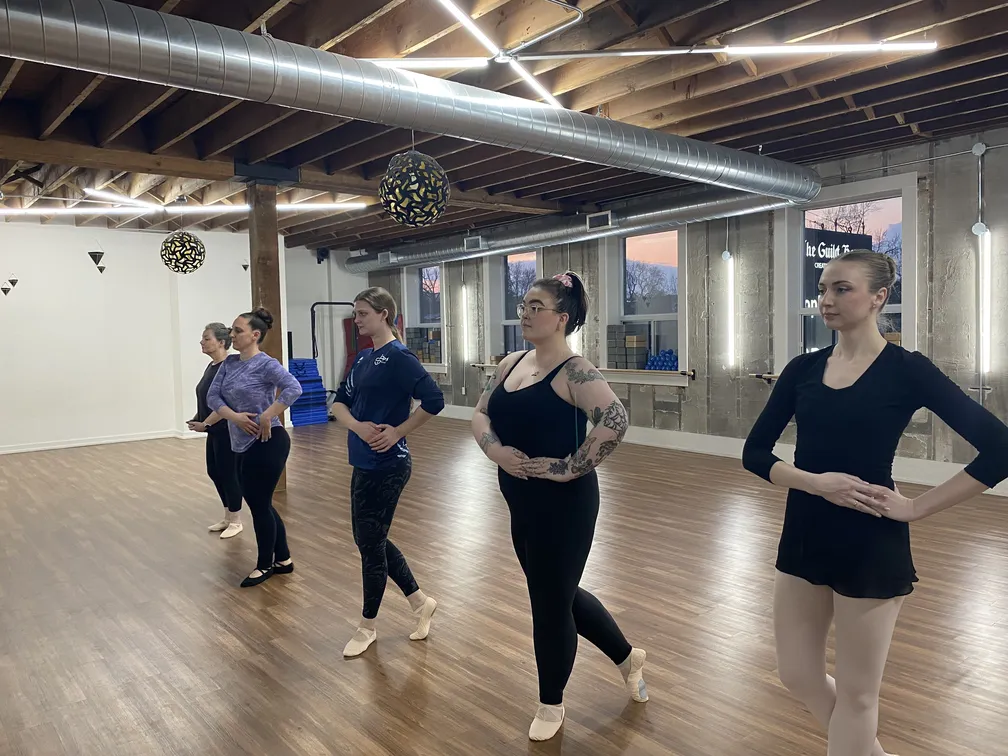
[{"xmin": 471, "ymin": 270, "xmax": 648, "ymax": 742}]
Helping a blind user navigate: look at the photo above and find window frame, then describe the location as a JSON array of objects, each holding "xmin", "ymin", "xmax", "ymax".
[
  {"xmin": 774, "ymin": 173, "xmax": 918, "ymax": 369},
  {"xmin": 415, "ymin": 264, "xmax": 444, "ymax": 328},
  {"xmin": 617, "ymin": 230, "xmax": 687, "ymax": 368}
]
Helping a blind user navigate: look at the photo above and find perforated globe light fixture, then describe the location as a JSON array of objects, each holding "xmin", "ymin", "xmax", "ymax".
[
  {"xmin": 160, "ymin": 230, "xmax": 206, "ymax": 274},
  {"xmin": 379, "ymin": 151, "xmax": 451, "ymax": 228}
]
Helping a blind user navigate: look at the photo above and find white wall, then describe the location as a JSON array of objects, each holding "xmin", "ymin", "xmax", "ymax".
[
  {"xmin": 0, "ymin": 221, "xmax": 255, "ymax": 454},
  {"xmin": 283, "ymin": 246, "xmax": 367, "ymax": 392}
]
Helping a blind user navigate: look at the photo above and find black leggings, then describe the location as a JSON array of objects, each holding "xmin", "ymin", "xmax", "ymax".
[
  {"xmin": 350, "ymin": 458, "xmax": 419, "ymax": 619},
  {"xmin": 235, "ymin": 428, "xmax": 291, "ymax": 571},
  {"xmin": 501, "ymin": 471, "xmax": 633, "ymax": 705},
  {"xmin": 206, "ymin": 430, "xmax": 241, "ymax": 513}
]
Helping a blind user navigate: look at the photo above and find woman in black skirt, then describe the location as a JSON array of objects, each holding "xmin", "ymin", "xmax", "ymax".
[{"xmin": 743, "ymin": 250, "xmax": 1008, "ymax": 756}]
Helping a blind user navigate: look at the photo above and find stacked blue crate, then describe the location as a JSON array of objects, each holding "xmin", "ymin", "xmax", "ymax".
[{"xmin": 288, "ymin": 358, "xmax": 329, "ymax": 427}]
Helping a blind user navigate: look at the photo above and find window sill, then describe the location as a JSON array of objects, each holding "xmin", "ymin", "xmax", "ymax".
[
  {"xmin": 599, "ymin": 369, "xmax": 691, "ymax": 387},
  {"xmin": 419, "ymin": 362, "xmax": 448, "ymax": 375}
]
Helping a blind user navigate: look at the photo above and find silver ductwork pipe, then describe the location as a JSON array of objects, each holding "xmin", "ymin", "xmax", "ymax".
[
  {"xmin": 343, "ymin": 189, "xmax": 788, "ymax": 273},
  {"xmin": 0, "ymin": 0, "xmax": 821, "ymax": 203}
]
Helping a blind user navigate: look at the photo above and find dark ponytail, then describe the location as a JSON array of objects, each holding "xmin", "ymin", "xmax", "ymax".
[
  {"xmin": 532, "ymin": 270, "xmax": 589, "ymax": 336},
  {"xmin": 241, "ymin": 306, "xmax": 274, "ymax": 344}
]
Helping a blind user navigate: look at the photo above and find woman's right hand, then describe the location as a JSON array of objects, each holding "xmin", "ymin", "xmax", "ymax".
[
  {"xmin": 235, "ymin": 412, "xmax": 260, "ymax": 436},
  {"xmin": 353, "ymin": 420, "xmax": 381, "ymax": 443},
  {"xmin": 810, "ymin": 472, "xmax": 889, "ymax": 517},
  {"xmin": 493, "ymin": 446, "xmax": 530, "ymax": 480}
]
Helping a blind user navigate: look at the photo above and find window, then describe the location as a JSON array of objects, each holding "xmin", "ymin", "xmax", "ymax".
[
  {"xmin": 618, "ymin": 230, "xmax": 679, "ymax": 369},
  {"xmin": 502, "ymin": 251, "xmax": 536, "ymax": 353},
  {"xmin": 419, "ymin": 266, "xmax": 441, "ymax": 325},
  {"xmin": 802, "ymin": 196, "xmax": 903, "ymax": 352},
  {"xmin": 775, "ymin": 172, "xmax": 917, "ymax": 369}
]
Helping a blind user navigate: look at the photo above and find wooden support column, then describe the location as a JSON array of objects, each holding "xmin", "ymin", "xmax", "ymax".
[{"xmin": 248, "ymin": 182, "xmax": 287, "ymax": 492}]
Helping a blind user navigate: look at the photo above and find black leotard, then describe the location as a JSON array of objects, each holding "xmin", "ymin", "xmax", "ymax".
[{"xmin": 743, "ymin": 343, "xmax": 1008, "ymax": 599}]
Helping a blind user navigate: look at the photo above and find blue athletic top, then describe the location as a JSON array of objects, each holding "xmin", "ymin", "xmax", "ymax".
[{"xmin": 334, "ymin": 340, "xmax": 445, "ymax": 470}]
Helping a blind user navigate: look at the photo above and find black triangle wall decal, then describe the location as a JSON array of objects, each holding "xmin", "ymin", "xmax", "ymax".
[
  {"xmin": 97, "ymin": 265, "xmax": 106, "ymax": 274},
  {"xmin": 8, "ymin": 278, "xmax": 17, "ymax": 288},
  {"xmin": 1, "ymin": 284, "xmax": 10, "ymax": 296},
  {"xmin": 89, "ymin": 251, "xmax": 104, "ymax": 265},
  {"xmin": 242, "ymin": 263, "xmax": 249, "ymax": 271}
]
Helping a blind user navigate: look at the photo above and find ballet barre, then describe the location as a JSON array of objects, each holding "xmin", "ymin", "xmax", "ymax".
[{"xmin": 749, "ymin": 373, "xmax": 780, "ymax": 384}]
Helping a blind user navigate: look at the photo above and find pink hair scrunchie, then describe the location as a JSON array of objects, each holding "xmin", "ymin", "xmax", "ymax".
[{"xmin": 553, "ymin": 273, "xmax": 573, "ymax": 288}]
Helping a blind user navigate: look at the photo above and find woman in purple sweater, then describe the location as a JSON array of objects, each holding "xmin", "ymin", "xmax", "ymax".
[{"xmin": 207, "ymin": 307, "xmax": 303, "ymax": 588}]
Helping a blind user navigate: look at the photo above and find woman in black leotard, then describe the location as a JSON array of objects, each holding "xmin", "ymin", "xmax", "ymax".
[
  {"xmin": 471, "ymin": 271, "xmax": 648, "ymax": 743},
  {"xmin": 743, "ymin": 250, "xmax": 1008, "ymax": 756}
]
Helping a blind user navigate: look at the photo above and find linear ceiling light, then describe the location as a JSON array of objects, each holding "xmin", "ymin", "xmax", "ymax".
[
  {"xmin": 435, "ymin": 0, "xmax": 561, "ymax": 107},
  {"xmin": 435, "ymin": 0, "xmax": 500, "ymax": 56},
  {"xmin": 0, "ymin": 202, "xmax": 368, "ymax": 218},
  {"xmin": 368, "ymin": 57, "xmax": 489, "ymax": 70},
  {"xmin": 507, "ymin": 40, "xmax": 938, "ymax": 61}
]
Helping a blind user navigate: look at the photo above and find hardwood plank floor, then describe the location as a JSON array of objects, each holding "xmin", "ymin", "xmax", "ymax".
[{"xmin": 0, "ymin": 419, "xmax": 1006, "ymax": 755}]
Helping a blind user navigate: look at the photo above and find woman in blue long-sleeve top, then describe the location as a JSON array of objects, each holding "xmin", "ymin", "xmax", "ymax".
[
  {"xmin": 328, "ymin": 287, "xmax": 445, "ymax": 658},
  {"xmin": 742, "ymin": 250, "xmax": 1008, "ymax": 756}
]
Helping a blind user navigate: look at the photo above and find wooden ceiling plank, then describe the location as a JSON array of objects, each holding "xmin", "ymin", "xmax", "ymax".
[
  {"xmin": 665, "ymin": 25, "xmax": 1008, "ymax": 136},
  {"xmin": 459, "ymin": 156, "xmax": 573, "ymax": 191},
  {"xmin": 567, "ymin": 0, "xmax": 921, "ymax": 113},
  {"xmin": 326, "ymin": 131, "xmax": 440, "ymax": 174},
  {"xmin": 244, "ymin": 114, "xmax": 347, "ymax": 164},
  {"xmin": 149, "ymin": 94, "xmax": 242, "ymax": 154},
  {"xmin": 603, "ymin": 0, "xmax": 940, "ymax": 121},
  {"xmin": 463, "ymin": 1, "xmax": 726, "ymax": 95},
  {"xmin": 199, "ymin": 104, "xmax": 294, "ymax": 159},
  {"xmin": 38, "ymin": 71, "xmax": 106, "ymax": 139},
  {"xmin": 0, "ymin": 59, "xmax": 24, "ymax": 103},
  {"xmin": 284, "ymin": 123, "xmax": 396, "ymax": 169},
  {"xmin": 20, "ymin": 165, "xmax": 78, "ymax": 208}
]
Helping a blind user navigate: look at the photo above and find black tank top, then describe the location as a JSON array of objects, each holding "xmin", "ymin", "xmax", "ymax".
[{"xmin": 485, "ymin": 352, "xmax": 587, "ymax": 460}]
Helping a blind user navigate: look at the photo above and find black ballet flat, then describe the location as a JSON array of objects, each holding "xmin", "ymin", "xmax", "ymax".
[
  {"xmin": 273, "ymin": 561, "xmax": 294, "ymax": 575},
  {"xmin": 240, "ymin": 567, "xmax": 274, "ymax": 587}
]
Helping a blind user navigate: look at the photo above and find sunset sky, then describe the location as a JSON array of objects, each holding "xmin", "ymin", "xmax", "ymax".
[
  {"xmin": 806, "ymin": 196, "xmax": 902, "ymax": 236},
  {"xmin": 626, "ymin": 229, "xmax": 678, "ymax": 267}
]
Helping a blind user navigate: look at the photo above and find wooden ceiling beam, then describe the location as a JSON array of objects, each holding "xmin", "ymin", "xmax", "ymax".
[
  {"xmin": 244, "ymin": 114, "xmax": 347, "ymax": 165},
  {"xmin": 0, "ymin": 58, "xmax": 23, "ymax": 103},
  {"xmin": 326, "ymin": 131, "xmax": 440, "ymax": 174},
  {"xmin": 698, "ymin": 55, "xmax": 1008, "ymax": 145},
  {"xmin": 359, "ymin": 136, "xmax": 474, "ymax": 180},
  {"xmin": 283, "ymin": 123, "xmax": 395, "ymax": 169},
  {"xmin": 20, "ymin": 164, "xmax": 78, "ymax": 208},
  {"xmin": 459, "ymin": 156, "xmax": 573, "ymax": 191},
  {"xmin": 99, "ymin": 0, "xmax": 295, "ymax": 148},
  {"xmin": 37, "ymin": 71, "xmax": 105, "ymax": 139},
  {"xmin": 317, "ymin": 210, "xmax": 509, "ymax": 250},
  {"xmin": 666, "ymin": 26, "xmax": 1008, "ymax": 137},
  {"xmin": 603, "ymin": 0, "xmax": 935, "ymax": 121},
  {"xmin": 462, "ymin": 1, "xmax": 729, "ymax": 95},
  {"xmin": 515, "ymin": 167, "xmax": 629, "ymax": 199},
  {"xmin": 198, "ymin": 104, "xmax": 292, "ymax": 159},
  {"xmin": 559, "ymin": 0, "xmax": 832, "ymax": 109}
]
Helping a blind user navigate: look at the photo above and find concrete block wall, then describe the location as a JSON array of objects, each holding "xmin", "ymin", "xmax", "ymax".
[
  {"xmin": 542, "ymin": 241, "xmax": 602, "ymax": 366},
  {"xmin": 445, "ymin": 258, "xmax": 485, "ymax": 408}
]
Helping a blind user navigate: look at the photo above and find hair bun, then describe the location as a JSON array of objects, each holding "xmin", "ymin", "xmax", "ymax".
[{"xmin": 252, "ymin": 307, "xmax": 273, "ymax": 330}]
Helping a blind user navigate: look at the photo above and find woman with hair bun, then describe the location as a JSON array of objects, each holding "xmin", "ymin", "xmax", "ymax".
[
  {"xmin": 207, "ymin": 307, "xmax": 304, "ymax": 588},
  {"xmin": 471, "ymin": 271, "xmax": 648, "ymax": 742},
  {"xmin": 743, "ymin": 250, "xmax": 1008, "ymax": 756},
  {"xmin": 188, "ymin": 322, "xmax": 243, "ymax": 539}
]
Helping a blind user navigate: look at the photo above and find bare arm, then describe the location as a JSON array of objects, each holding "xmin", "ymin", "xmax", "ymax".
[
  {"xmin": 519, "ymin": 358, "xmax": 628, "ymax": 481},
  {"xmin": 471, "ymin": 355, "xmax": 517, "ymax": 462}
]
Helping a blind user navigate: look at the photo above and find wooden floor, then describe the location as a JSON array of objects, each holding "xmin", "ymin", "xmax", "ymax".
[{"xmin": 0, "ymin": 419, "xmax": 1006, "ymax": 755}]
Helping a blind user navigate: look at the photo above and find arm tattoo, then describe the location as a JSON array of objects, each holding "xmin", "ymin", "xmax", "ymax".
[
  {"xmin": 549, "ymin": 457, "xmax": 569, "ymax": 475},
  {"xmin": 478, "ymin": 429, "xmax": 500, "ymax": 453},
  {"xmin": 567, "ymin": 399, "xmax": 629, "ymax": 477},
  {"xmin": 564, "ymin": 361, "xmax": 604, "ymax": 385}
]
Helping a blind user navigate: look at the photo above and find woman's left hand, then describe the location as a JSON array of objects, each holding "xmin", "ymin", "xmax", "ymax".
[
  {"xmin": 519, "ymin": 456, "xmax": 573, "ymax": 482},
  {"xmin": 868, "ymin": 484, "xmax": 918, "ymax": 522},
  {"xmin": 258, "ymin": 413, "xmax": 272, "ymax": 442},
  {"xmin": 369, "ymin": 424, "xmax": 402, "ymax": 453}
]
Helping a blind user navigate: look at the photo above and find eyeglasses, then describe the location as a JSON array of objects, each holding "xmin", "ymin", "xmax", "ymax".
[{"xmin": 516, "ymin": 303, "xmax": 558, "ymax": 318}]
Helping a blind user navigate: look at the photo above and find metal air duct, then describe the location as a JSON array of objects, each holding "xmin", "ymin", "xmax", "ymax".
[
  {"xmin": 0, "ymin": 0, "xmax": 820, "ymax": 203},
  {"xmin": 343, "ymin": 188, "xmax": 789, "ymax": 273}
]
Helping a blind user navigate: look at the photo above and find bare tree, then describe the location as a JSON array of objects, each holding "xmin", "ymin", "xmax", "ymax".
[
  {"xmin": 625, "ymin": 259, "xmax": 677, "ymax": 313},
  {"xmin": 506, "ymin": 260, "xmax": 537, "ymax": 312}
]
